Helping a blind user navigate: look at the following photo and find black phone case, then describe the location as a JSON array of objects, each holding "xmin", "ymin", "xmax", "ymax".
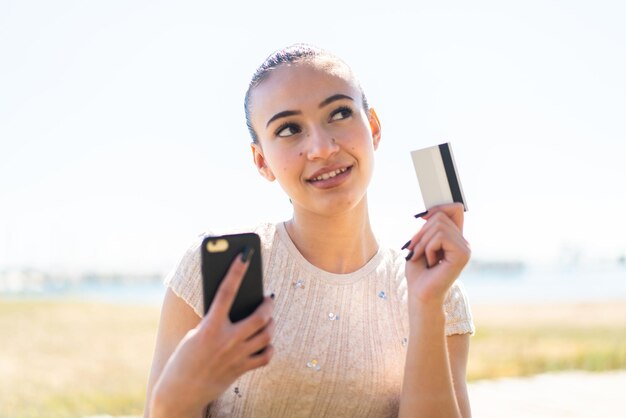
[{"xmin": 201, "ymin": 233, "xmax": 264, "ymax": 322}]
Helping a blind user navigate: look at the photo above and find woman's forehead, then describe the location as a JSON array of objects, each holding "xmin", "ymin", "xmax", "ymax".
[{"xmin": 248, "ymin": 61, "xmax": 362, "ymax": 116}]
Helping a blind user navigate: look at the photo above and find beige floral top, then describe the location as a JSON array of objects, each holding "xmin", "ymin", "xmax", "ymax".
[{"xmin": 166, "ymin": 222, "xmax": 474, "ymax": 418}]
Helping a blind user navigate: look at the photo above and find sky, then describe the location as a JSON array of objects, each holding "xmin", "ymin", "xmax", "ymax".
[{"xmin": 1, "ymin": 0, "xmax": 625, "ymax": 274}]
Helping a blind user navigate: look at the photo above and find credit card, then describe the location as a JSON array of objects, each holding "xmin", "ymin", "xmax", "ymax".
[{"xmin": 410, "ymin": 142, "xmax": 468, "ymax": 211}]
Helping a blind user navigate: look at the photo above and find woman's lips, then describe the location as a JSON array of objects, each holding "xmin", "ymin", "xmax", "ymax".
[{"xmin": 307, "ymin": 166, "xmax": 352, "ymax": 188}]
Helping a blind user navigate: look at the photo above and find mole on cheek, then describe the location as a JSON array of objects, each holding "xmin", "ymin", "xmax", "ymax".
[{"xmin": 299, "ymin": 152, "xmax": 303, "ymax": 156}]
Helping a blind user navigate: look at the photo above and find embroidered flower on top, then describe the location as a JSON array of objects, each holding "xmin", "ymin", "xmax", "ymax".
[{"xmin": 306, "ymin": 359, "xmax": 321, "ymax": 371}]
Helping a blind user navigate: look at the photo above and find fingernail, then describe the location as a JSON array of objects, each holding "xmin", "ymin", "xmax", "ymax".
[
  {"xmin": 270, "ymin": 293, "xmax": 275, "ymax": 300},
  {"xmin": 414, "ymin": 210, "xmax": 429, "ymax": 219},
  {"xmin": 240, "ymin": 246, "xmax": 255, "ymax": 262},
  {"xmin": 401, "ymin": 240, "xmax": 411, "ymax": 250},
  {"xmin": 405, "ymin": 250, "xmax": 414, "ymax": 261}
]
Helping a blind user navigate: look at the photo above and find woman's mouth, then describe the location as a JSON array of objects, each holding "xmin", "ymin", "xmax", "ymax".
[
  {"xmin": 306, "ymin": 166, "xmax": 352, "ymax": 188},
  {"xmin": 308, "ymin": 167, "xmax": 349, "ymax": 182}
]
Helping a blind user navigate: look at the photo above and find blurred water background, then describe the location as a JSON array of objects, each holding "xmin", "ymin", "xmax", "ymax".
[{"xmin": 2, "ymin": 262, "xmax": 624, "ymax": 306}]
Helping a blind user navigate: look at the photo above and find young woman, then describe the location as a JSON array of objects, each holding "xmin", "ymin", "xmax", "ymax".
[{"xmin": 144, "ymin": 44, "xmax": 474, "ymax": 418}]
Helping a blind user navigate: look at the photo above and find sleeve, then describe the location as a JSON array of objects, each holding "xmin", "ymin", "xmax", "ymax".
[
  {"xmin": 443, "ymin": 280, "xmax": 475, "ymax": 336},
  {"xmin": 163, "ymin": 236, "xmax": 205, "ymax": 318}
]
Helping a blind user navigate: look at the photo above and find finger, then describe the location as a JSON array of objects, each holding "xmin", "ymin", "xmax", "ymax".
[
  {"xmin": 409, "ymin": 221, "xmax": 465, "ymax": 265},
  {"xmin": 422, "ymin": 226, "xmax": 468, "ymax": 265},
  {"xmin": 408, "ymin": 228, "xmax": 442, "ymax": 267},
  {"xmin": 409, "ymin": 218, "xmax": 458, "ymax": 259},
  {"xmin": 424, "ymin": 231, "xmax": 446, "ymax": 267},
  {"xmin": 241, "ymin": 318, "xmax": 275, "ymax": 357},
  {"xmin": 404, "ymin": 210, "xmax": 462, "ymax": 254},
  {"xmin": 242, "ymin": 344, "xmax": 274, "ymax": 372},
  {"xmin": 206, "ymin": 246, "xmax": 255, "ymax": 322},
  {"xmin": 423, "ymin": 230, "xmax": 471, "ymax": 268},
  {"xmin": 408, "ymin": 253, "xmax": 430, "ymax": 274},
  {"xmin": 407, "ymin": 211, "xmax": 460, "ymax": 252},
  {"xmin": 427, "ymin": 215, "xmax": 468, "ymax": 249},
  {"xmin": 232, "ymin": 296, "xmax": 274, "ymax": 342},
  {"xmin": 409, "ymin": 230, "xmax": 447, "ymax": 267},
  {"xmin": 421, "ymin": 203, "xmax": 464, "ymax": 231}
]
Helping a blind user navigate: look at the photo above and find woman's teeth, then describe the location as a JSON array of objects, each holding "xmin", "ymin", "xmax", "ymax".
[{"xmin": 312, "ymin": 167, "xmax": 348, "ymax": 182}]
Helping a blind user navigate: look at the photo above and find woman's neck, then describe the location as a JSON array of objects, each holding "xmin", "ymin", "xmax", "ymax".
[{"xmin": 285, "ymin": 196, "xmax": 379, "ymax": 274}]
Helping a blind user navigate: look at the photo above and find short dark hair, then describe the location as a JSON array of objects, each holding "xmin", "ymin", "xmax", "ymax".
[{"xmin": 244, "ymin": 43, "xmax": 370, "ymax": 143}]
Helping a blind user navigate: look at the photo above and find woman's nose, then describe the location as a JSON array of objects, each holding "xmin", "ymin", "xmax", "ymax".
[{"xmin": 306, "ymin": 127, "xmax": 340, "ymax": 160}]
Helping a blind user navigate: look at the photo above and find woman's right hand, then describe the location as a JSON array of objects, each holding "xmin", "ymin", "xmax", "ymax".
[{"xmin": 149, "ymin": 250, "xmax": 275, "ymax": 418}]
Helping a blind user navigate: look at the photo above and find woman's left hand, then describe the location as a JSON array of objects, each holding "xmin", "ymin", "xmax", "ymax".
[{"xmin": 404, "ymin": 203, "xmax": 471, "ymax": 308}]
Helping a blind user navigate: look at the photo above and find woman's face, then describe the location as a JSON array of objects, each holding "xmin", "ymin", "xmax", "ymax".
[{"xmin": 248, "ymin": 60, "xmax": 381, "ymax": 217}]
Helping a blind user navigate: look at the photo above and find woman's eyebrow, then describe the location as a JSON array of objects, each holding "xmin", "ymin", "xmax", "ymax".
[
  {"xmin": 265, "ymin": 94, "xmax": 354, "ymax": 128},
  {"xmin": 318, "ymin": 94, "xmax": 354, "ymax": 108},
  {"xmin": 266, "ymin": 110, "xmax": 302, "ymax": 128}
]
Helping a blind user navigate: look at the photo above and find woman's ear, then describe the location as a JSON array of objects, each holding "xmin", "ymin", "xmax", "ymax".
[
  {"xmin": 368, "ymin": 108, "xmax": 382, "ymax": 150},
  {"xmin": 250, "ymin": 142, "xmax": 276, "ymax": 181}
]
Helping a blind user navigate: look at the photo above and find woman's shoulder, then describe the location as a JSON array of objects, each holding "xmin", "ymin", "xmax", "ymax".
[
  {"xmin": 164, "ymin": 222, "xmax": 279, "ymax": 316},
  {"xmin": 191, "ymin": 222, "xmax": 279, "ymax": 264},
  {"xmin": 172, "ymin": 222, "xmax": 278, "ymax": 267}
]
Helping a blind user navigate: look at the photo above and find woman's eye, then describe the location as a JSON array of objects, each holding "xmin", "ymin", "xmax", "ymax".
[
  {"xmin": 276, "ymin": 123, "xmax": 301, "ymax": 137},
  {"xmin": 330, "ymin": 106, "xmax": 353, "ymax": 121}
]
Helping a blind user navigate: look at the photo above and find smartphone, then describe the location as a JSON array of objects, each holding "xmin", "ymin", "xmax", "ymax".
[{"xmin": 201, "ymin": 232, "xmax": 264, "ymax": 322}]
